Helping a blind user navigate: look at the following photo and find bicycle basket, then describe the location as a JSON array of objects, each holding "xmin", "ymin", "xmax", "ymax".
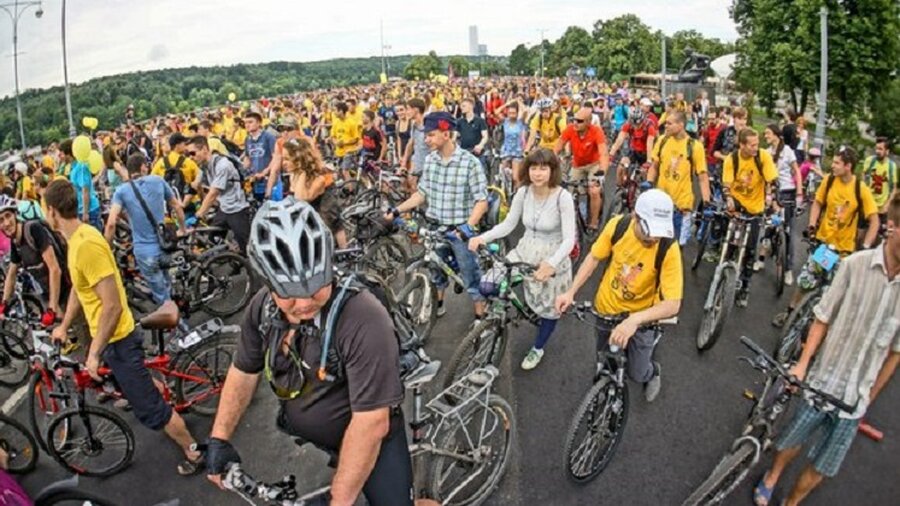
[{"xmin": 479, "ymin": 265, "xmax": 507, "ymax": 297}]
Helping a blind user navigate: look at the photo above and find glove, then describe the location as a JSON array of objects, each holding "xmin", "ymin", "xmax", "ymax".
[
  {"xmin": 457, "ymin": 223, "xmax": 478, "ymax": 241},
  {"xmin": 185, "ymin": 216, "xmax": 198, "ymax": 227},
  {"xmin": 40, "ymin": 309, "xmax": 56, "ymax": 328},
  {"xmin": 203, "ymin": 437, "xmax": 241, "ymax": 475}
]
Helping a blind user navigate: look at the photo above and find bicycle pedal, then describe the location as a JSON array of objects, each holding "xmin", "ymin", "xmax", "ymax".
[{"xmin": 742, "ymin": 389, "xmax": 757, "ymax": 401}]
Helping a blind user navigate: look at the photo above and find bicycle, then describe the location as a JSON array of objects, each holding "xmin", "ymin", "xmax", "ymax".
[
  {"xmin": 758, "ymin": 206, "xmax": 789, "ymax": 297},
  {"xmin": 609, "ymin": 157, "xmax": 647, "ymax": 216},
  {"xmin": 39, "ymin": 302, "xmax": 238, "ymax": 476},
  {"xmin": 0, "ymin": 325, "xmax": 30, "ymax": 388},
  {"xmin": 772, "ymin": 240, "xmax": 841, "ymax": 365},
  {"xmin": 223, "ymin": 365, "xmax": 515, "ymax": 506},
  {"xmin": 696, "ymin": 212, "xmax": 760, "ymax": 352},
  {"xmin": 0, "ymin": 412, "xmax": 38, "ymax": 474},
  {"xmin": 562, "ymin": 302, "xmax": 676, "ymax": 483},
  {"xmin": 561, "ymin": 174, "xmax": 604, "ymax": 264},
  {"xmin": 441, "ymin": 244, "xmax": 539, "ymax": 391},
  {"xmin": 681, "ymin": 336, "xmax": 854, "ymax": 505}
]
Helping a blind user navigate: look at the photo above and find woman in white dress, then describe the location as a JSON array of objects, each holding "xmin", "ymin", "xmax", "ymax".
[{"xmin": 468, "ymin": 148, "xmax": 576, "ymax": 370}]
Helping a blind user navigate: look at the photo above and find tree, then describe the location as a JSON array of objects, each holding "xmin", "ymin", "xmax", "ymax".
[
  {"xmin": 590, "ymin": 15, "xmax": 661, "ymax": 79},
  {"xmin": 447, "ymin": 55, "xmax": 471, "ymax": 77},
  {"xmin": 508, "ymin": 43, "xmax": 534, "ymax": 76},
  {"xmin": 546, "ymin": 26, "xmax": 593, "ymax": 76},
  {"xmin": 404, "ymin": 51, "xmax": 442, "ymax": 80},
  {"xmin": 870, "ymin": 78, "xmax": 900, "ymax": 145}
]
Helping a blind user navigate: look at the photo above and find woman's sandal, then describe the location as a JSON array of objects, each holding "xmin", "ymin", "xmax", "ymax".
[
  {"xmin": 753, "ymin": 474, "xmax": 775, "ymax": 506},
  {"xmin": 177, "ymin": 454, "xmax": 205, "ymax": 476}
]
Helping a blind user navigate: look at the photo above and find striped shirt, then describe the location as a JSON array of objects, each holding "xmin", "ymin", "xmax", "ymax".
[
  {"xmin": 809, "ymin": 245, "xmax": 900, "ymax": 419},
  {"xmin": 417, "ymin": 146, "xmax": 488, "ymax": 226}
]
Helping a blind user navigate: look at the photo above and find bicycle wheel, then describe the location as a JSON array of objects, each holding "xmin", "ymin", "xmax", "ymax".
[
  {"xmin": 696, "ymin": 266, "xmax": 736, "ymax": 352},
  {"xmin": 363, "ymin": 236, "xmax": 409, "ymax": 291},
  {"xmin": 395, "ymin": 271, "xmax": 438, "ymax": 344},
  {"xmin": 429, "ymin": 394, "xmax": 515, "ymax": 506},
  {"xmin": 174, "ymin": 335, "xmax": 238, "ymax": 416},
  {"xmin": 442, "ymin": 319, "xmax": 506, "ymax": 393},
  {"xmin": 774, "ymin": 291, "xmax": 821, "ymax": 364},
  {"xmin": 28, "ymin": 369, "xmax": 72, "ymax": 453},
  {"xmin": 0, "ymin": 413, "xmax": 38, "ymax": 474},
  {"xmin": 563, "ymin": 377, "xmax": 628, "ymax": 483},
  {"xmin": 34, "ymin": 488, "xmax": 117, "ymax": 506},
  {"xmin": 681, "ymin": 441, "xmax": 758, "ymax": 506},
  {"xmin": 194, "ymin": 252, "xmax": 253, "ymax": 317},
  {"xmin": 773, "ymin": 229, "xmax": 787, "ymax": 297},
  {"xmin": 46, "ymin": 405, "xmax": 135, "ymax": 477},
  {"xmin": 0, "ymin": 330, "xmax": 30, "ymax": 388}
]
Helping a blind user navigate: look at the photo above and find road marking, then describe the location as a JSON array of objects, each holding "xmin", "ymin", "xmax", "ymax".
[{"xmin": 1, "ymin": 383, "xmax": 28, "ymax": 415}]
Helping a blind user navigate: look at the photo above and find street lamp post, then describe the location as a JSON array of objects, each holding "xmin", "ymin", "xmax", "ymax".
[
  {"xmin": 0, "ymin": 0, "xmax": 43, "ymax": 151},
  {"xmin": 62, "ymin": 0, "xmax": 74, "ymax": 137},
  {"xmin": 814, "ymin": 6, "xmax": 828, "ymax": 150}
]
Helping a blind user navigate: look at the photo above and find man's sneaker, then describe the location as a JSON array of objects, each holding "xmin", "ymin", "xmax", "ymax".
[
  {"xmin": 785, "ymin": 271, "xmax": 794, "ymax": 286},
  {"xmin": 753, "ymin": 260, "xmax": 765, "ymax": 272},
  {"xmin": 521, "ymin": 348, "xmax": 545, "ymax": 370},
  {"xmin": 736, "ymin": 291, "xmax": 750, "ymax": 308},
  {"xmin": 644, "ymin": 362, "xmax": 661, "ymax": 402},
  {"xmin": 436, "ymin": 301, "xmax": 446, "ymax": 317},
  {"xmin": 772, "ymin": 310, "xmax": 790, "ymax": 328}
]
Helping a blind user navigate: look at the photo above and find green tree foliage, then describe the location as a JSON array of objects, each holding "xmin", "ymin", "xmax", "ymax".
[
  {"xmin": 508, "ymin": 44, "xmax": 534, "ymax": 76},
  {"xmin": 546, "ymin": 26, "xmax": 593, "ymax": 76},
  {"xmin": 447, "ymin": 55, "xmax": 471, "ymax": 76},
  {"xmin": 403, "ymin": 51, "xmax": 443, "ymax": 80},
  {"xmin": 870, "ymin": 78, "xmax": 900, "ymax": 145},
  {"xmin": 590, "ymin": 15, "xmax": 662, "ymax": 79}
]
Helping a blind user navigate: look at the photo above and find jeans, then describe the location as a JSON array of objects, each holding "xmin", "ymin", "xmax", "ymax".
[
  {"xmin": 87, "ymin": 208, "xmax": 102, "ymax": 232},
  {"xmin": 777, "ymin": 189, "xmax": 797, "ymax": 270},
  {"xmin": 211, "ymin": 207, "xmax": 252, "ymax": 253},
  {"xmin": 673, "ymin": 211, "xmax": 693, "ymax": 246},
  {"xmin": 435, "ymin": 238, "xmax": 484, "ymax": 302},
  {"xmin": 135, "ymin": 254, "xmax": 172, "ymax": 305}
]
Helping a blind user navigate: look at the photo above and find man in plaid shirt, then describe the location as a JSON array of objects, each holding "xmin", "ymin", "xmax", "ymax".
[{"xmin": 388, "ymin": 111, "xmax": 489, "ymax": 319}]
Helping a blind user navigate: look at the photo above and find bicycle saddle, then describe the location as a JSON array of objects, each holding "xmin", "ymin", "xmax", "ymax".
[
  {"xmin": 404, "ymin": 360, "xmax": 442, "ymax": 389},
  {"xmin": 139, "ymin": 300, "xmax": 180, "ymax": 330}
]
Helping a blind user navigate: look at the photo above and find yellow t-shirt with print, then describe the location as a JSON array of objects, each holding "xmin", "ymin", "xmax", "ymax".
[
  {"xmin": 151, "ymin": 151, "xmax": 200, "ymax": 184},
  {"xmin": 590, "ymin": 215, "xmax": 684, "ymax": 315},
  {"xmin": 529, "ymin": 114, "xmax": 567, "ymax": 149},
  {"xmin": 722, "ymin": 150, "xmax": 778, "ymax": 215},
  {"xmin": 859, "ymin": 156, "xmax": 898, "ymax": 208},
  {"xmin": 331, "ymin": 115, "xmax": 361, "ymax": 157},
  {"xmin": 67, "ymin": 224, "xmax": 135, "ymax": 344},
  {"xmin": 651, "ymin": 135, "xmax": 707, "ymax": 211},
  {"xmin": 814, "ymin": 175, "xmax": 878, "ymax": 253}
]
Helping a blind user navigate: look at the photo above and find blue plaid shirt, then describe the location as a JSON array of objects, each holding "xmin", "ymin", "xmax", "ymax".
[{"xmin": 418, "ymin": 146, "xmax": 488, "ymax": 225}]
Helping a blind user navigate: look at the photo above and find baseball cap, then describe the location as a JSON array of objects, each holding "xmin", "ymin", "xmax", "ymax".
[
  {"xmin": 168, "ymin": 132, "xmax": 189, "ymax": 149},
  {"xmin": 278, "ymin": 116, "xmax": 299, "ymax": 130},
  {"xmin": 640, "ymin": 97, "xmax": 653, "ymax": 107},
  {"xmin": 634, "ymin": 189, "xmax": 675, "ymax": 239},
  {"xmin": 423, "ymin": 111, "xmax": 456, "ymax": 133}
]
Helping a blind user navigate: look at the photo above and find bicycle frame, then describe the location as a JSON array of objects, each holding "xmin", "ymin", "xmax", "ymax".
[
  {"xmin": 703, "ymin": 216, "xmax": 755, "ymax": 311},
  {"xmin": 406, "ymin": 229, "xmax": 467, "ymax": 291}
]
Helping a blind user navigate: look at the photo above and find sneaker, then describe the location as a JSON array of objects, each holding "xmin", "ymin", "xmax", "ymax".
[
  {"xmin": 784, "ymin": 271, "xmax": 794, "ymax": 286},
  {"xmin": 753, "ymin": 260, "xmax": 765, "ymax": 272},
  {"xmin": 703, "ymin": 249, "xmax": 719, "ymax": 263},
  {"xmin": 521, "ymin": 348, "xmax": 544, "ymax": 370},
  {"xmin": 736, "ymin": 292, "xmax": 750, "ymax": 308},
  {"xmin": 436, "ymin": 301, "xmax": 446, "ymax": 317},
  {"xmin": 644, "ymin": 362, "xmax": 661, "ymax": 402},
  {"xmin": 772, "ymin": 310, "xmax": 790, "ymax": 328}
]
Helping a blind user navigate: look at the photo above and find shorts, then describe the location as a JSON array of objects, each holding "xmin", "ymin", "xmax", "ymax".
[
  {"xmin": 134, "ymin": 254, "xmax": 172, "ymax": 304},
  {"xmin": 102, "ymin": 329, "xmax": 173, "ymax": 431},
  {"xmin": 775, "ymin": 401, "xmax": 860, "ymax": 478},
  {"xmin": 569, "ymin": 164, "xmax": 604, "ymax": 184},
  {"xmin": 340, "ymin": 152, "xmax": 360, "ymax": 171},
  {"xmin": 595, "ymin": 319, "xmax": 659, "ymax": 383}
]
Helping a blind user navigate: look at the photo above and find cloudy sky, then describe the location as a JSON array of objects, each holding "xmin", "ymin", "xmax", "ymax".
[{"xmin": 0, "ymin": 0, "xmax": 737, "ymax": 99}]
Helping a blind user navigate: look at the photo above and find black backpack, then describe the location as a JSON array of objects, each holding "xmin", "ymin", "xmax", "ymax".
[
  {"xmin": 21, "ymin": 219, "xmax": 70, "ymax": 286},
  {"xmin": 610, "ymin": 215, "xmax": 675, "ymax": 294},
  {"xmin": 730, "ymin": 149, "xmax": 764, "ymax": 180},
  {"xmin": 212, "ymin": 136, "xmax": 243, "ymax": 157},
  {"xmin": 655, "ymin": 134, "xmax": 697, "ymax": 174},
  {"xmin": 210, "ymin": 152, "xmax": 247, "ymax": 189},
  {"xmin": 163, "ymin": 155, "xmax": 188, "ymax": 198}
]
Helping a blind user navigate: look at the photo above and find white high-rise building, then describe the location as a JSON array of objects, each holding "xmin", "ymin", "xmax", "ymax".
[{"xmin": 469, "ymin": 26, "xmax": 479, "ymax": 56}]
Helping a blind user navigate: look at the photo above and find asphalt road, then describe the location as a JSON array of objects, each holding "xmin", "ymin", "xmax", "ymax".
[{"xmin": 6, "ymin": 199, "xmax": 899, "ymax": 505}]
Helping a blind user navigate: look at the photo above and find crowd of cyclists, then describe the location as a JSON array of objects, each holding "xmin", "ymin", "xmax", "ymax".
[{"xmin": 0, "ymin": 75, "xmax": 897, "ymax": 506}]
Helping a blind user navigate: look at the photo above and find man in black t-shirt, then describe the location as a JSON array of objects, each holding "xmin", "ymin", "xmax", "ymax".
[
  {"xmin": 457, "ymin": 97, "xmax": 489, "ymax": 170},
  {"xmin": 204, "ymin": 198, "xmax": 413, "ymax": 506},
  {"xmin": 361, "ymin": 110, "xmax": 386, "ymax": 163}
]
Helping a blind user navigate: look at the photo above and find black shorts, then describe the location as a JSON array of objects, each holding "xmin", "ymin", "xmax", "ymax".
[{"xmin": 102, "ymin": 329, "xmax": 173, "ymax": 431}]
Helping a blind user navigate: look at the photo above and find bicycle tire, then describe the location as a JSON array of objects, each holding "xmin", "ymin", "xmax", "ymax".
[
  {"xmin": 0, "ymin": 413, "xmax": 39, "ymax": 474},
  {"xmin": 174, "ymin": 335, "xmax": 238, "ymax": 416},
  {"xmin": 429, "ymin": 394, "xmax": 515, "ymax": 506},
  {"xmin": 363, "ymin": 236, "xmax": 410, "ymax": 290},
  {"xmin": 441, "ymin": 319, "xmax": 506, "ymax": 393},
  {"xmin": 774, "ymin": 291, "xmax": 821, "ymax": 364},
  {"xmin": 773, "ymin": 229, "xmax": 787, "ymax": 297},
  {"xmin": 0, "ymin": 330, "xmax": 30, "ymax": 388},
  {"xmin": 45, "ymin": 405, "xmax": 135, "ymax": 478},
  {"xmin": 194, "ymin": 252, "xmax": 253, "ymax": 317},
  {"xmin": 697, "ymin": 266, "xmax": 736, "ymax": 352},
  {"xmin": 680, "ymin": 440, "xmax": 757, "ymax": 506},
  {"xmin": 563, "ymin": 376, "xmax": 628, "ymax": 483},
  {"xmin": 34, "ymin": 489, "xmax": 117, "ymax": 506},
  {"xmin": 28, "ymin": 370, "xmax": 72, "ymax": 454},
  {"xmin": 395, "ymin": 271, "xmax": 438, "ymax": 344}
]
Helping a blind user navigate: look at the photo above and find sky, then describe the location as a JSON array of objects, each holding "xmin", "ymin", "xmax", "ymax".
[{"xmin": 0, "ymin": 0, "xmax": 738, "ymax": 99}]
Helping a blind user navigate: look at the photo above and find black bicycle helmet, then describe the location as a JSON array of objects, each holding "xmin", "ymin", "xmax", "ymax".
[{"xmin": 248, "ymin": 197, "xmax": 334, "ymax": 298}]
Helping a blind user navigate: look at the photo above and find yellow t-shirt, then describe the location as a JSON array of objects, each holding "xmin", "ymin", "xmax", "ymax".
[
  {"xmin": 212, "ymin": 122, "xmax": 225, "ymax": 137},
  {"xmin": 860, "ymin": 156, "xmax": 898, "ymax": 208},
  {"xmin": 529, "ymin": 114, "xmax": 567, "ymax": 149},
  {"xmin": 590, "ymin": 216, "xmax": 684, "ymax": 315},
  {"xmin": 331, "ymin": 115, "xmax": 361, "ymax": 157},
  {"xmin": 814, "ymin": 175, "xmax": 878, "ymax": 253},
  {"xmin": 207, "ymin": 136, "xmax": 228, "ymax": 155},
  {"xmin": 651, "ymin": 135, "xmax": 707, "ymax": 211},
  {"xmin": 42, "ymin": 155, "xmax": 56, "ymax": 170},
  {"xmin": 151, "ymin": 152, "xmax": 200, "ymax": 184},
  {"xmin": 19, "ymin": 176, "xmax": 36, "ymax": 200},
  {"xmin": 67, "ymin": 224, "xmax": 135, "ymax": 344},
  {"xmin": 722, "ymin": 150, "xmax": 778, "ymax": 215},
  {"xmin": 231, "ymin": 128, "xmax": 248, "ymax": 149}
]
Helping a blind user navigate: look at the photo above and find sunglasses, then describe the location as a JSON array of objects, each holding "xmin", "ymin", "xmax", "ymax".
[
  {"xmin": 187, "ymin": 151, "xmax": 197, "ymax": 157},
  {"xmin": 573, "ymin": 118, "xmax": 587, "ymax": 124}
]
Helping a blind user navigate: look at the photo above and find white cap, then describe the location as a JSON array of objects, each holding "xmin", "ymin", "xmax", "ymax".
[
  {"xmin": 634, "ymin": 189, "xmax": 675, "ymax": 239},
  {"xmin": 640, "ymin": 97, "xmax": 653, "ymax": 107}
]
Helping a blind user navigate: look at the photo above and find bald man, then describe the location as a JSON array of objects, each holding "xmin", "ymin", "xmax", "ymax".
[{"xmin": 555, "ymin": 105, "xmax": 609, "ymax": 231}]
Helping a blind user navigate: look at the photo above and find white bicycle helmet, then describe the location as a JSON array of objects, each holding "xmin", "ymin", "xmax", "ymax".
[
  {"xmin": 0, "ymin": 195, "xmax": 17, "ymax": 215},
  {"xmin": 248, "ymin": 197, "xmax": 334, "ymax": 298},
  {"xmin": 536, "ymin": 98, "xmax": 553, "ymax": 110}
]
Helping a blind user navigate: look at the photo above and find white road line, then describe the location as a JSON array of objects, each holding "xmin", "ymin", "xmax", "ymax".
[{"xmin": 1, "ymin": 383, "xmax": 28, "ymax": 415}]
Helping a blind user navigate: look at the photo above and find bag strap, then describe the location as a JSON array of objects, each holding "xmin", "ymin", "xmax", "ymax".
[
  {"xmin": 654, "ymin": 239, "xmax": 674, "ymax": 295},
  {"xmin": 611, "ymin": 215, "xmax": 631, "ymax": 245},
  {"xmin": 319, "ymin": 275, "xmax": 363, "ymax": 382},
  {"xmin": 128, "ymin": 180, "xmax": 165, "ymax": 247},
  {"xmin": 855, "ymin": 177, "xmax": 864, "ymax": 225}
]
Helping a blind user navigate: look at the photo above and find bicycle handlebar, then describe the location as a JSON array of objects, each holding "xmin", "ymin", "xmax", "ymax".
[
  {"xmin": 224, "ymin": 464, "xmax": 329, "ymax": 505},
  {"xmin": 570, "ymin": 301, "xmax": 679, "ymax": 327},
  {"xmin": 738, "ymin": 336, "xmax": 855, "ymax": 413}
]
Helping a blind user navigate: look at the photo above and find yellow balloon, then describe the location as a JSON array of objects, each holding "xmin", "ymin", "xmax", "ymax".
[
  {"xmin": 72, "ymin": 135, "xmax": 92, "ymax": 162},
  {"xmin": 82, "ymin": 117, "xmax": 92, "ymax": 128},
  {"xmin": 87, "ymin": 150, "xmax": 104, "ymax": 175},
  {"xmin": 89, "ymin": 117, "xmax": 99, "ymax": 130},
  {"xmin": 228, "ymin": 92, "xmax": 237, "ymax": 102}
]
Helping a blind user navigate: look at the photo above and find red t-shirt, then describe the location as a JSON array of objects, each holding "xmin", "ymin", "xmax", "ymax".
[
  {"xmin": 703, "ymin": 123, "xmax": 724, "ymax": 165},
  {"xmin": 620, "ymin": 119, "xmax": 658, "ymax": 154},
  {"xmin": 561, "ymin": 124, "xmax": 607, "ymax": 168}
]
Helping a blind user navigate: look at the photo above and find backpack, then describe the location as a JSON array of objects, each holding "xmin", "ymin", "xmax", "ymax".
[
  {"xmin": 864, "ymin": 156, "xmax": 897, "ymax": 195},
  {"xmin": 162, "ymin": 155, "xmax": 188, "ymax": 198},
  {"xmin": 730, "ymin": 149, "xmax": 764, "ymax": 180},
  {"xmin": 211, "ymin": 152, "xmax": 247, "ymax": 188},
  {"xmin": 610, "ymin": 215, "xmax": 674, "ymax": 294},
  {"xmin": 820, "ymin": 174, "xmax": 865, "ymax": 228},
  {"xmin": 656, "ymin": 134, "xmax": 697, "ymax": 174},
  {"xmin": 17, "ymin": 200, "xmax": 43, "ymax": 221},
  {"xmin": 21, "ymin": 219, "xmax": 69, "ymax": 284},
  {"xmin": 212, "ymin": 136, "xmax": 243, "ymax": 157}
]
